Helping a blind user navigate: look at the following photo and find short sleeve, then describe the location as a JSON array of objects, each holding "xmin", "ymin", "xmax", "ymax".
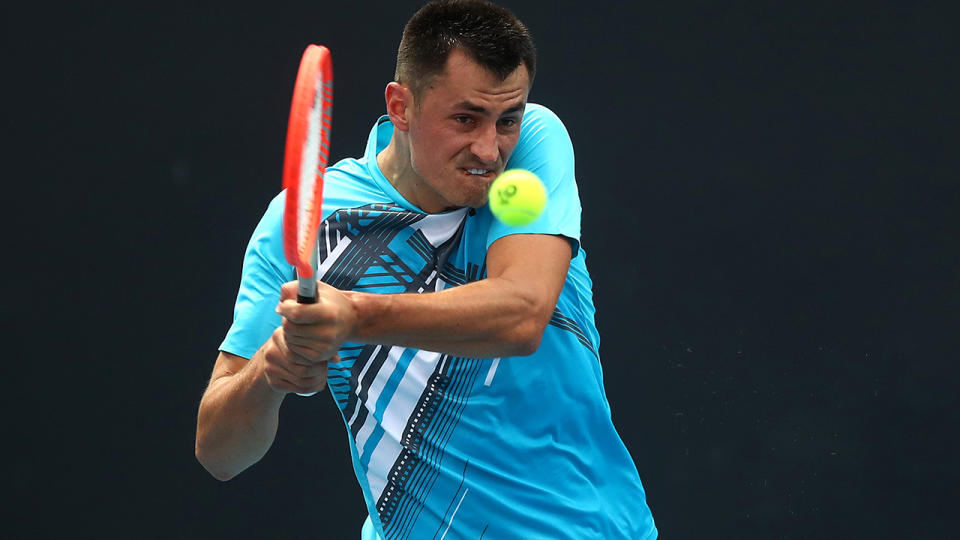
[
  {"xmin": 218, "ymin": 193, "xmax": 292, "ymax": 359},
  {"xmin": 487, "ymin": 104, "xmax": 582, "ymax": 256}
]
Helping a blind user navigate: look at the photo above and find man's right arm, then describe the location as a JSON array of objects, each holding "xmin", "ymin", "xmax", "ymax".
[
  {"xmin": 195, "ymin": 320, "xmax": 330, "ymax": 481},
  {"xmin": 195, "ymin": 350, "xmax": 284, "ymax": 481},
  {"xmin": 195, "ymin": 190, "xmax": 327, "ymax": 480}
]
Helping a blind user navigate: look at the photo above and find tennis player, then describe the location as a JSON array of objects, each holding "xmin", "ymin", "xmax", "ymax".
[{"xmin": 196, "ymin": 1, "xmax": 657, "ymax": 538}]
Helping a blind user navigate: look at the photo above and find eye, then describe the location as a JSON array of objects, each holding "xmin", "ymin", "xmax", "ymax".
[
  {"xmin": 453, "ymin": 115, "xmax": 473, "ymax": 124},
  {"xmin": 499, "ymin": 117, "xmax": 517, "ymax": 127}
]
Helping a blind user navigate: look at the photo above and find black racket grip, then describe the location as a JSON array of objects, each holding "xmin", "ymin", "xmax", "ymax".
[
  {"xmin": 296, "ymin": 240, "xmax": 319, "ymax": 303},
  {"xmin": 297, "ymin": 277, "xmax": 318, "ymax": 304}
]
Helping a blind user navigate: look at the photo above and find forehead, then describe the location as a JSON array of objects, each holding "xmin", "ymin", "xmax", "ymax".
[{"xmin": 419, "ymin": 49, "xmax": 530, "ymax": 111}]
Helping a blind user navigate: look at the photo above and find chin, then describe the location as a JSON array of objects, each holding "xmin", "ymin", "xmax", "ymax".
[
  {"xmin": 462, "ymin": 188, "xmax": 491, "ymax": 209},
  {"xmin": 466, "ymin": 198, "xmax": 488, "ymax": 209}
]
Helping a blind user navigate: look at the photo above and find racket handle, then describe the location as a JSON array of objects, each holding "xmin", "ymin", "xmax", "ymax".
[
  {"xmin": 297, "ymin": 276, "xmax": 318, "ymax": 303},
  {"xmin": 295, "ymin": 238, "xmax": 320, "ymax": 397},
  {"xmin": 296, "ymin": 234, "xmax": 320, "ymax": 303},
  {"xmin": 295, "ymin": 271, "xmax": 318, "ymax": 396}
]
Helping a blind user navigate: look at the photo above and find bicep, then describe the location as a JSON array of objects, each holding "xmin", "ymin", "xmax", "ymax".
[
  {"xmin": 486, "ymin": 233, "xmax": 571, "ymax": 315},
  {"xmin": 207, "ymin": 351, "xmax": 251, "ymax": 388}
]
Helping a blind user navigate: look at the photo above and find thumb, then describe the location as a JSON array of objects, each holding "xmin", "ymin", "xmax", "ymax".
[
  {"xmin": 280, "ymin": 281, "xmax": 300, "ymax": 301},
  {"xmin": 315, "ymin": 279, "xmax": 337, "ymax": 294}
]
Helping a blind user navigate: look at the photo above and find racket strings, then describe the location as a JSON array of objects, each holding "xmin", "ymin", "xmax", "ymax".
[{"xmin": 283, "ymin": 45, "xmax": 333, "ymax": 278}]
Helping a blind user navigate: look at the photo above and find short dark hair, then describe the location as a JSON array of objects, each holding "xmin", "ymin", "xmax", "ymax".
[{"xmin": 395, "ymin": 0, "xmax": 537, "ymax": 99}]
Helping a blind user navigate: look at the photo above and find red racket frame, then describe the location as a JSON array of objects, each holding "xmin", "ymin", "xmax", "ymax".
[{"xmin": 282, "ymin": 44, "xmax": 333, "ymax": 298}]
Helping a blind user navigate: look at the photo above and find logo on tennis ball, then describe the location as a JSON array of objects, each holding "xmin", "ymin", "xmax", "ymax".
[{"xmin": 488, "ymin": 169, "xmax": 547, "ymax": 226}]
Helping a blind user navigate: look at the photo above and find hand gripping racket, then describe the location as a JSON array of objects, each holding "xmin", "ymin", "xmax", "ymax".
[{"xmin": 280, "ymin": 44, "xmax": 333, "ymax": 395}]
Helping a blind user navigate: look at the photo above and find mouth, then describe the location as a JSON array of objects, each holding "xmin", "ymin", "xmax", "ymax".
[{"xmin": 462, "ymin": 167, "xmax": 496, "ymax": 179}]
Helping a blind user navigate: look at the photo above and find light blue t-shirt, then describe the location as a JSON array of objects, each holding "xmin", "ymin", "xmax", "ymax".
[{"xmin": 221, "ymin": 104, "xmax": 656, "ymax": 539}]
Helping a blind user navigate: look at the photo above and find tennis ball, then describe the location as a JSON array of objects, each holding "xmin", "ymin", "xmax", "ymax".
[{"xmin": 488, "ymin": 169, "xmax": 547, "ymax": 226}]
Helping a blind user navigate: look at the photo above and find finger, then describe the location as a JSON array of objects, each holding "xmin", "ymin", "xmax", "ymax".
[
  {"xmin": 284, "ymin": 359, "xmax": 329, "ymax": 379},
  {"xmin": 282, "ymin": 331, "xmax": 323, "ymax": 352},
  {"xmin": 276, "ymin": 299, "xmax": 324, "ymax": 325},
  {"xmin": 277, "ymin": 344, "xmax": 330, "ymax": 373},
  {"xmin": 263, "ymin": 346, "xmax": 328, "ymax": 384},
  {"xmin": 280, "ymin": 280, "xmax": 325, "ymax": 307},
  {"xmin": 280, "ymin": 281, "xmax": 299, "ymax": 302},
  {"xmin": 280, "ymin": 300, "xmax": 341, "ymax": 327},
  {"xmin": 281, "ymin": 321, "xmax": 342, "ymax": 351},
  {"xmin": 282, "ymin": 328, "xmax": 336, "ymax": 359},
  {"xmin": 268, "ymin": 328, "xmax": 318, "ymax": 367},
  {"xmin": 276, "ymin": 298, "xmax": 302, "ymax": 322},
  {"xmin": 263, "ymin": 372, "xmax": 301, "ymax": 394},
  {"xmin": 281, "ymin": 316, "xmax": 326, "ymax": 338},
  {"xmin": 281, "ymin": 317, "xmax": 328, "ymax": 343},
  {"xmin": 287, "ymin": 342, "xmax": 338, "ymax": 364},
  {"xmin": 265, "ymin": 371, "xmax": 326, "ymax": 395},
  {"xmin": 272, "ymin": 361, "xmax": 328, "ymax": 393},
  {"xmin": 292, "ymin": 374, "xmax": 328, "ymax": 394}
]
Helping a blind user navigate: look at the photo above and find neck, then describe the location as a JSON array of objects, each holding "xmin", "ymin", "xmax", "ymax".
[{"xmin": 377, "ymin": 133, "xmax": 408, "ymax": 187}]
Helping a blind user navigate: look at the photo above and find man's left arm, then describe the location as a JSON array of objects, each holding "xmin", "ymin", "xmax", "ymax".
[
  {"xmin": 277, "ymin": 104, "xmax": 578, "ymax": 361},
  {"xmin": 277, "ymin": 233, "xmax": 571, "ymax": 360}
]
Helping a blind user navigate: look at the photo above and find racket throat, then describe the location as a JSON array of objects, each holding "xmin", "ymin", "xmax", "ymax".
[{"xmin": 296, "ymin": 239, "xmax": 320, "ymax": 303}]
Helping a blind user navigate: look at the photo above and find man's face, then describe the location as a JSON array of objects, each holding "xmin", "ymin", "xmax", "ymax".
[{"xmin": 405, "ymin": 49, "xmax": 530, "ymax": 213}]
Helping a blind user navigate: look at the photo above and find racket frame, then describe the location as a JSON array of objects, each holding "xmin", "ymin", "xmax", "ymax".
[{"xmin": 281, "ymin": 44, "xmax": 333, "ymax": 304}]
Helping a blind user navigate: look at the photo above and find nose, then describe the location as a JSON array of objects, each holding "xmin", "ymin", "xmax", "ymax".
[{"xmin": 470, "ymin": 122, "xmax": 499, "ymax": 165}]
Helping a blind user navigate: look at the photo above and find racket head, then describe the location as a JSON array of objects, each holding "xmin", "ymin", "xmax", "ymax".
[{"xmin": 282, "ymin": 44, "xmax": 333, "ymax": 279}]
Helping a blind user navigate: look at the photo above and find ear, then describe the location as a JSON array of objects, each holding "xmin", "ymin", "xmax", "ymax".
[{"xmin": 384, "ymin": 82, "xmax": 413, "ymax": 132}]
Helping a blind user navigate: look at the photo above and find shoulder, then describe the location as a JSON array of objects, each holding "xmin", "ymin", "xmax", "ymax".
[
  {"xmin": 245, "ymin": 191, "xmax": 285, "ymax": 255},
  {"xmin": 322, "ymin": 157, "xmax": 394, "ymax": 217},
  {"xmin": 510, "ymin": 103, "xmax": 575, "ymax": 169},
  {"xmin": 521, "ymin": 103, "xmax": 570, "ymax": 139},
  {"xmin": 250, "ymin": 191, "xmax": 285, "ymax": 234},
  {"xmin": 324, "ymin": 156, "xmax": 369, "ymax": 187}
]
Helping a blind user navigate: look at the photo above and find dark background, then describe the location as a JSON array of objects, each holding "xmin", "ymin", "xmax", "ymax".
[{"xmin": 8, "ymin": 1, "xmax": 957, "ymax": 538}]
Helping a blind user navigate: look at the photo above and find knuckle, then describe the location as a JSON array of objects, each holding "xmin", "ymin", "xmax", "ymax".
[
  {"xmin": 293, "ymin": 363, "xmax": 311, "ymax": 378},
  {"xmin": 291, "ymin": 346, "xmax": 315, "ymax": 364}
]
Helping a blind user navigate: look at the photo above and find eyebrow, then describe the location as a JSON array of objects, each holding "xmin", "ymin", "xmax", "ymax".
[{"xmin": 453, "ymin": 100, "xmax": 525, "ymax": 116}]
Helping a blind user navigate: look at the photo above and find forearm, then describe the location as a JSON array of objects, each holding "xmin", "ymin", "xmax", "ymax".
[
  {"xmin": 195, "ymin": 350, "xmax": 285, "ymax": 481},
  {"xmin": 348, "ymin": 275, "xmax": 551, "ymax": 358}
]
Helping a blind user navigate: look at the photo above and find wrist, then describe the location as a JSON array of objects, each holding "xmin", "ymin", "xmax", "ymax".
[{"xmin": 344, "ymin": 290, "xmax": 381, "ymax": 343}]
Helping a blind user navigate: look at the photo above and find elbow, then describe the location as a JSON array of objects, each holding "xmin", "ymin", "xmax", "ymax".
[
  {"xmin": 211, "ymin": 470, "xmax": 238, "ymax": 482},
  {"xmin": 511, "ymin": 335, "xmax": 541, "ymax": 357},
  {"xmin": 504, "ymin": 315, "xmax": 549, "ymax": 357},
  {"xmin": 195, "ymin": 440, "xmax": 239, "ymax": 482}
]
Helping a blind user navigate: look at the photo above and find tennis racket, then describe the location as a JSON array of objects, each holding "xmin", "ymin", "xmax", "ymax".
[
  {"xmin": 282, "ymin": 44, "xmax": 333, "ymax": 303},
  {"xmin": 280, "ymin": 44, "xmax": 333, "ymax": 396}
]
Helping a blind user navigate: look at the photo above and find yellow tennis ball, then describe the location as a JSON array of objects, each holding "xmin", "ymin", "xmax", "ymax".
[{"xmin": 488, "ymin": 169, "xmax": 547, "ymax": 226}]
